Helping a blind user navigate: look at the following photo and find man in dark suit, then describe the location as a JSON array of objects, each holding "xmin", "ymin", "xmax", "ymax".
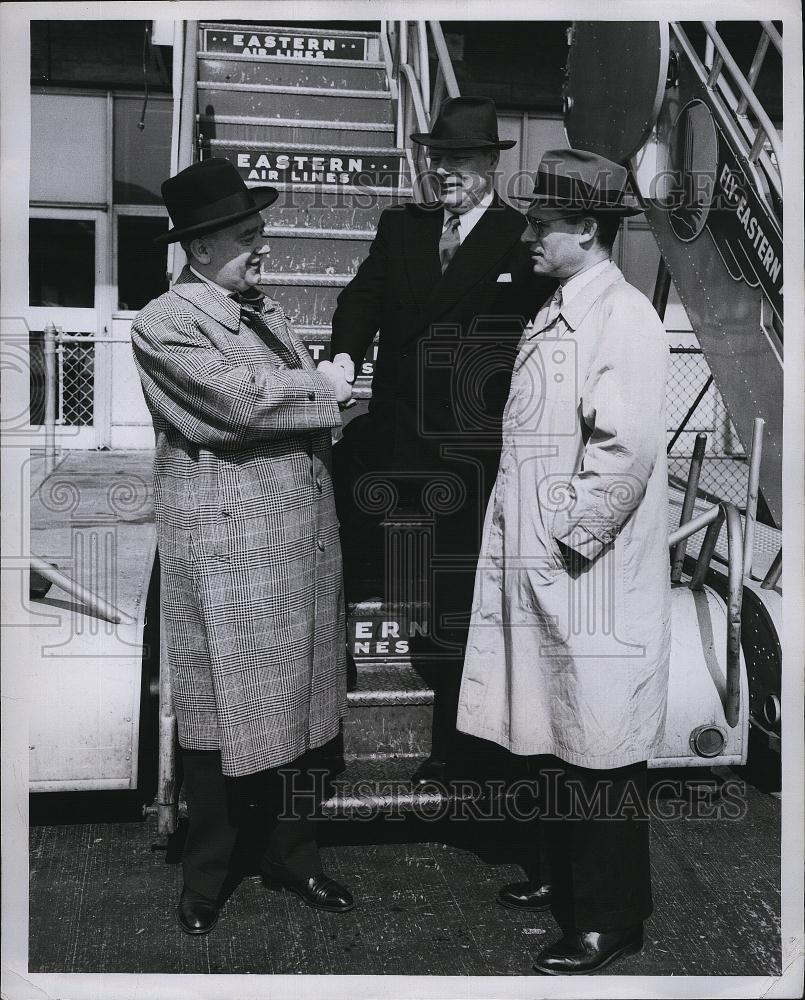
[{"xmin": 330, "ymin": 97, "xmax": 555, "ymax": 787}]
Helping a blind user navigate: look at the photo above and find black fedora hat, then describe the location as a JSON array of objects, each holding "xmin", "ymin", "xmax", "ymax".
[
  {"xmin": 410, "ymin": 97, "xmax": 515, "ymax": 151},
  {"xmin": 154, "ymin": 158, "xmax": 279, "ymax": 246},
  {"xmin": 516, "ymin": 148, "xmax": 642, "ymax": 216}
]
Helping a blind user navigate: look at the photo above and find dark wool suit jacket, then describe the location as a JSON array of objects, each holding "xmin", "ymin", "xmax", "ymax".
[{"xmin": 331, "ymin": 195, "xmax": 555, "ymax": 622}]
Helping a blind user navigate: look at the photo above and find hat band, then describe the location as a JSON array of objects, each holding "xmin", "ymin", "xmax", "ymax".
[
  {"xmin": 533, "ymin": 169, "xmax": 628, "ymax": 208},
  {"xmin": 426, "ymin": 133, "xmax": 500, "ymax": 144},
  {"xmin": 172, "ymin": 188, "xmax": 260, "ymax": 230}
]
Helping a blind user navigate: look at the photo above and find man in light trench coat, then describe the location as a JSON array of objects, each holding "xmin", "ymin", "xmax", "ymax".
[
  {"xmin": 132, "ymin": 158, "xmax": 355, "ymax": 935},
  {"xmin": 456, "ymin": 149, "xmax": 672, "ymax": 975}
]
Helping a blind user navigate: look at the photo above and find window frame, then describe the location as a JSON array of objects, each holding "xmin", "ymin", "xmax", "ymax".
[{"xmin": 28, "ymin": 88, "xmax": 173, "ymax": 445}]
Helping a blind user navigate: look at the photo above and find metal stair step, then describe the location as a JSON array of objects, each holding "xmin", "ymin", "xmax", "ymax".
[
  {"xmin": 260, "ymin": 233, "xmax": 373, "ymax": 277},
  {"xmin": 199, "ymin": 56, "xmax": 388, "ymax": 92},
  {"xmin": 263, "ymin": 187, "xmax": 411, "ymax": 233},
  {"xmin": 200, "ymin": 53, "xmax": 385, "ymax": 70},
  {"xmin": 321, "ymin": 755, "xmax": 473, "ymax": 819},
  {"xmin": 259, "ymin": 284, "xmax": 340, "ymax": 327},
  {"xmin": 202, "ymin": 119, "xmax": 397, "ymax": 149},
  {"xmin": 209, "ymin": 137, "xmax": 403, "ymax": 156},
  {"xmin": 196, "ymin": 83, "xmax": 393, "ymax": 124},
  {"xmin": 260, "ymin": 272, "xmax": 351, "ymax": 288},
  {"xmin": 344, "ymin": 663, "xmax": 433, "ymax": 757},
  {"xmin": 349, "ymin": 662, "xmax": 432, "ymax": 706},
  {"xmin": 262, "ymin": 225, "xmax": 377, "ymax": 241}
]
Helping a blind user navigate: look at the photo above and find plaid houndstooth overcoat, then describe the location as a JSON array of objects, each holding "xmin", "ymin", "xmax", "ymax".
[{"xmin": 131, "ymin": 268, "xmax": 347, "ymax": 776}]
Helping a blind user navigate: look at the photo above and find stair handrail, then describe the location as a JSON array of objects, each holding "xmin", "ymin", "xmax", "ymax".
[
  {"xmin": 380, "ymin": 20, "xmax": 461, "ymax": 203},
  {"xmin": 426, "ymin": 20, "xmax": 460, "ymax": 114},
  {"xmin": 671, "ymin": 21, "xmax": 782, "ymax": 203}
]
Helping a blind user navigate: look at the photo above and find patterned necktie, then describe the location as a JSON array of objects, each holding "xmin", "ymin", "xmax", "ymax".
[
  {"xmin": 439, "ymin": 214, "xmax": 462, "ymax": 274},
  {"xmin": 232, "ymin": 292, "xmax": 302, "ymax": 369}
]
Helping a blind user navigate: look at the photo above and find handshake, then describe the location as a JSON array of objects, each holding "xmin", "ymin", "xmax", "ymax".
[{"xmin": 317, "ymin": 353, "xmax": 356, "ymax": 407}]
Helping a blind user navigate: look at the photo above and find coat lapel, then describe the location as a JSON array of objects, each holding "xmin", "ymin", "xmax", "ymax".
[
  {"xmin": 171, "ymin": 267, "xmax": 241, "ymax": 332},
  {"xmin": 171, "ymin": 268, "xmax": 307, "ymax": 369},
  {"xmin": 402, "ymin": 203, "xmax": 444, "ymax": 313},
  {"xmin": 420, "ymin": 194, "xmax": 526, "ymax": 327}
]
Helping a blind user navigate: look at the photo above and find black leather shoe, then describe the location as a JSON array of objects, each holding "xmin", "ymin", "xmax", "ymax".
[
  {"xmin": 177, "ymin": 886, "xmax": 219, "ymax": 935},
  {"xmin": 497, "ymin": 879, "xmax": 553, "ymax": 912},
  {"xmin": 283, "ymin": 874, "xmax": 355, "ymax": 913},
  {"xmin": 411, "ymin": 757, "xmax": 449, "ymax": 785},
  {"xmin": 533, "ymin": 925, "xmax": 644, "ymax": 975}
]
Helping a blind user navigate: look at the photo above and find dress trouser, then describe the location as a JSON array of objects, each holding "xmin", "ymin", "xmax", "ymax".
[
  {"xmin": 537, "ymin": 757, "xmax": 653, "ymax": 932},
  {"xmin": 180, "ymin": 748, "xmax": 322, "ymax": 901}
]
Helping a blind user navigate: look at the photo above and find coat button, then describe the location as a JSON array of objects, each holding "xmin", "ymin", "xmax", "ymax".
[
  {"xmin": 307, "ymin": 390, "xmax": 316, "ymax": 401},
  {"xmin": 220, "ymin": 510, "xmax": 231, "ymax": 518},
  {"xmin": 315, "ymin": 477, "xmax": 323, "ymax": 492},
  {"xmin": 316, "ymin": 537, "xmax": 326, "ymax": 551}
]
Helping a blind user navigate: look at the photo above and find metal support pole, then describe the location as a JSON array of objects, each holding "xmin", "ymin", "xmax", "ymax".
[
  {"xmin": 30, "ymin": 553, "xmax": 129, "ymax": 624},
  {"xmin": 651, "ymin": 256, "xmax": 673, "ymax": 321},
  {"xmin": 722, "ymin": 503, "xmax": 744, "ymax": 728},
  {"xmin": 667, "ymin": 374, "xmax": 714, "ymax": 454},
  {"xmin": 668, "ymin": 502, "xmax": 721, "ymax": 548},
  {"xmin": 43, "ymin": 322, "xmax": 57, "ymax": 476},
  {"xmin": 737, "ymin": 31, "xmax": 770, "ymax": 115},
  {"xmin": 671, "ymin": 433, "xmax": 707, "ymax": 581},
  {"xmin": 157, "ymin": 569, "xmax": 178, "ymax": 839},
  {"xmin": 742, "ymin": 417, "xmax": 764, "ymax": 578},
  {"xmin": 761, "ymin": 547, "xmax": 782, "ymax": 590}
]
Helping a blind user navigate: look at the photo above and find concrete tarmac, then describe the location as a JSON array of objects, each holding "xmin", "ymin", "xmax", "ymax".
[{"xmin": 29, "ymin": 773, "xmax": 780, "ymax": 977}]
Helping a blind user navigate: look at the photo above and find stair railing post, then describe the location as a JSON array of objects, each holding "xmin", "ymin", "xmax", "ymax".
[
  {"xmin": 157, "ymin": 571, "xmax": 178, "ymax": 838},
  {"xmin": 43, "ymin": 321, "xmax": 57, "ymax": 476},
  {"xmin": 742, "ymin": 417, "xmax": 764, "ymax": 579},
  {"xmin": 651, "ymin": 256, "xmax": 673, "ymax": 320},
  {"xmin": 671, "ymin": 432, "xmax": 707, "ymax": 582},
  {"xmin": 416, "ymin": 20, "xmax": 430, "ymax": 115},
  {"xmin": 737, "ymin": 30, "xmax": 770, "ymax": 115}
]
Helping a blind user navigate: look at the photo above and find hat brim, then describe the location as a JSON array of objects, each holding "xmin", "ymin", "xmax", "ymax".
[
  {"xmin": 153, "ymin": 186, "xmax": 279, "ymax": 246},
  {"xmin": 410, "ymin": 134, "xmax": 516, "ymax": 151},
  {"xmin": 515, "ymin": 195, "xmax": 643, "ymax": 217}
]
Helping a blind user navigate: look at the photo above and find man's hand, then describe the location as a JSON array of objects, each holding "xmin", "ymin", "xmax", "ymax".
[
  {"xmin": 317, "ymin": 360, "xmax": 353, "ymax": 405},
  {"xmin": 332, "ymin": 352, "xmax": 356, "ymax": 384}
]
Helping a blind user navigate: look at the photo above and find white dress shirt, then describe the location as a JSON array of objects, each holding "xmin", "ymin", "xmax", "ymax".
[{"xmin": 558, "ymin": 257, "xmax": 612, "ymax": 303}]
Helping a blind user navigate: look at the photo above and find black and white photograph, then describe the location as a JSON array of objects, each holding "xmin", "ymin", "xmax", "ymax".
[{"xmin": 1, "ymin": 2, "xmax": 802, "ymax": 998}]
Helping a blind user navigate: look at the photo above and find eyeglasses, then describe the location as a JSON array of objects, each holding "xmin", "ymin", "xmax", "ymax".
[{"xmin": 524, "ymin": 213, "xmax": 584, "ymax": 236}]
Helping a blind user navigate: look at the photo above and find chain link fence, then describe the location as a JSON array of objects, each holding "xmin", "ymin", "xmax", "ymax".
[
  {"xmin": 666, "ymin": 344, "xmax": 748, "ymax": 509},
  {"xmin": 28, "ymin": 327, "xmax": 749, "ymax": 511},
  {"xmin": 29, "ymin": 329, "xmax": 95, "ymax": 427}
]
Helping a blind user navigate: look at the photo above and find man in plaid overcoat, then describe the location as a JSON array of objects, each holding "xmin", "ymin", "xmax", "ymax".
[{"xmin": 131, "ymin": 158, "xmax": 355, "ymax": 935}]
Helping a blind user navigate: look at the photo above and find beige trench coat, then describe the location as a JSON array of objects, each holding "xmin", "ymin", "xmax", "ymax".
[{"xmin": 457, "ymin": 262, "xmax": 671, "ymax": 769}]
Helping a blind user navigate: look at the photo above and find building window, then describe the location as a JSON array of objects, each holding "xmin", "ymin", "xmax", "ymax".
[
  {"xmin": 113, "ymin": 95, "xmax": 172, "ymax": 204},
  {"xmin": 29, "ymin": 218, "xmax": 95, "ymax": 307},
  {"xmin": 116, "ymin": 215, "xmax": 169, "ymax": 310}
]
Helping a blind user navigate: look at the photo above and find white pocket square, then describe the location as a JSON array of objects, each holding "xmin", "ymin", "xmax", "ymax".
[{"xmin": 496, "ymin": 273, "xmax": 512, "ymax": 282}]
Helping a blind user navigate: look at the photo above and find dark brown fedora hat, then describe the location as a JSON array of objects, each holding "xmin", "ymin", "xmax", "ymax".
[
  {"xmin": 410, "ymin": 97, "xmax": 515, "ymax": 150},
  {"xmin": 154, "ymin": 157, "xmax": 279, "ymax": 246},
  {"xmin": 516, "ymin": 148, "xmax": 642, "ymax": 216}
]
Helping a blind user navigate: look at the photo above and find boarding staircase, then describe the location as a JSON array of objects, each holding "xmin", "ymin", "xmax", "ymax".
[
  {"xmin": 564, "ymin": 20, "xmax": 783, "ymax": 757},
  {"xmin": 146, "ymin": 18, "xmax": 785, "ymax": 836}
]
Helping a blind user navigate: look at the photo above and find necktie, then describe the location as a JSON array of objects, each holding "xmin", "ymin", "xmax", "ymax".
[
  {"xmin": 439, "ymin": 214, "xmax": 462, "ymax": 274},
  {"xmin": 232, "ymin": 292, "xmax": 302, "ymax": 369},
  {"xmin": 533, "ymin": 286, "xmax": 563, "ymax": 333}
]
